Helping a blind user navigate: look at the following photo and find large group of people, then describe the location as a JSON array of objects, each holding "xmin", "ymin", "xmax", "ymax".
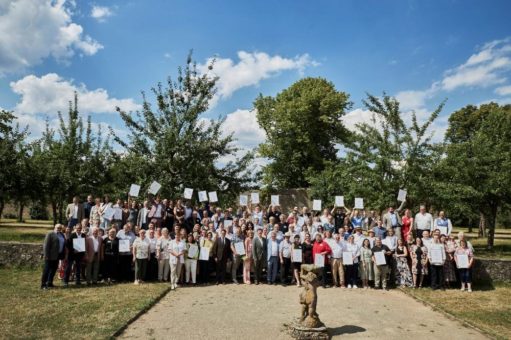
[{"xmin": 41, "ymin": 194, "xmax": 475, "ymax": 293}]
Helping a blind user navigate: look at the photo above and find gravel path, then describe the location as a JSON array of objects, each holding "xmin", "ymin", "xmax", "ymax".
[{"xmin": 119, "ymin": 284, "xmax": 486, "ymax": 340}]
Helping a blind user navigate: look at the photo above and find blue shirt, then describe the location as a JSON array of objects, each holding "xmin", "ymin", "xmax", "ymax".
[
  {"xmin": 372, "ymin": 226, "xmax": 387, "ymax": 240},
  {"xmin": 390, "ymin": 213, "xmax": 398, "ymax": 227},
  {"xmin": 351, "ymin": 216, "xmax": 364, "ymax": 227},
  {"xmin": 57, "ymin": 233, "xmax": 65, "ymax": 253}
]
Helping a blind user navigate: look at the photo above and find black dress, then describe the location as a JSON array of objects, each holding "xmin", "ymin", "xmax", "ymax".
[
  {"xmin": 302, "ymin": 242, "xmax": 313, "ymax": 264},
  {"xmin": 103, "ymin": 237, "xmax": 119, "ymax": 281}
]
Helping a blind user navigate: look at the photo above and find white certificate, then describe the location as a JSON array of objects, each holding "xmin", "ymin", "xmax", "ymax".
[
  {"xmin": 271, "ymin": 195, "xmax": 279, "ymax": 206},
  {"xmin": 313, "ymin": 199, "xmax": 322, "ymax": 211},
  {"xmin": 72, "ymin": 238, "xmax": 85, "ymax": 252},
  {"xmin": 251, "ymin": 192, "xmax": 260, "ymax": 204},
  {"xmin": 239, "ymin": 195, "xmax": 248, "ymax": 206},
  {"xmin": 335, "ymin": 195, "xmax": 345, "ymax": 207},
  {"xmin": 148, "ymin": 181, "xmax": 161, "ymax": 195},
  {"xmin": 297, "ymin": 216, "xmax": 305, "ymax": 227},
  {"xmin": 113, "ymin": 207, "xmax": 123, "ymax": 220},
  {"xmin": 199, "ymin": 247, "xmax": 210, "ymax": 260},
  {"xmin": 103, "ymin": 207, "xmax": 115, "ymax": 221},
  {"xmin": 234, "ymin": 242, "xmax": 245, "ymax": 255},
  {"xmin": 198, "ymin": 191, "xmax": 208, "ymax": 202},
  {"xmin": 456, "ymin": 254, "xmax": 469, "ymax": 269},
  {"xmin": 119, "ymin": 239, "xmax": 130, "ymax": 253},
  {"xmin": 342, "ymin": 251, "xmax": 353, "ymax": 265},
  {"xmin": 374, "ymin": 251, "xmax": 386, "ymax": 265},
  {"xmin": 431, "ymin": 248, "xmax": 443, "ymax": 263},
  {"xmin": 184, "ymin": 188, "xmax": 193, "ymax": 200},
  {"xmin": 438, "ymin": 226, "xmax": 448, "ymax": 235},
  {"xmin": 208, "ymin": 191, "xmax": 218, "ymax": 202},
  {"xmin": 224, "ymin": 219, "xmax": 233, "ymax": 228},
  {"xmin": 314, "ymin": 254, "xmax": 325, "ymax": 267},
  {"xmin": 354, "ymin": 197, "xmax": 364, "ymax": 209},
  {"xmin": 397, "ymin": 189, "xmax": 407, "ymax": 202},
  {"xmin": 187, "ymin": 244, "xmax": 198, "ymax": 258},
  {"xmin": 129, "ymin": 184, "xmax": 141, "ymax": 197},
  {"xmin": 292, "ymin": 249, "xmax": 302, "ymax": 262}
]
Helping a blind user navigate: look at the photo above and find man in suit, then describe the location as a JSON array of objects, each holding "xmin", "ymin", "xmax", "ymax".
[
  {"xmin": 85, "ymin": 227, "xmax": 103, "ymax": 285},
  {"xmin": 41, "ymin": 224, "xmax": 65, "ymax": 289},
  {"xmin": 211, "ymin": 228, "xmax": 231, "ymax": 284},
  {"xmin": 251, "ymin": 228, "xmax": 267, "ymax": 285},
  {"xmin": 382, "ymin": 205, "xmax": 403, "ymax": 240},
  {"xmin": 65, "ymin": 196, "xmax": 85, "ymax": 228},
  {"xmin": 64, "ymin": 224, "xmax": 87, "ymax": 286}
]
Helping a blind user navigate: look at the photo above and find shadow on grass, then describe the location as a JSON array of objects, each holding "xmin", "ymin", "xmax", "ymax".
[{"xmin": 328, "ymin": 325, "xmax": 366, "ymax": 336}]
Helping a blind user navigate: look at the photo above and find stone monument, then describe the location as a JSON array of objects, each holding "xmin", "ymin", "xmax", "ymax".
[{"xmin": 287, "ymin": 264, "xmax": 329, "ymax": 339}]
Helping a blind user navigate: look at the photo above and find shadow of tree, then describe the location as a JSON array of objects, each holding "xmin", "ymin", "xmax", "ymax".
[{"xmin": 328, "ymin": 325, "xmax": 366, "ymax": 336}]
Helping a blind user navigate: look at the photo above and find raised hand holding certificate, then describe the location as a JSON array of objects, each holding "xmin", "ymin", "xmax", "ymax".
[
  {"xmin": 119, "ymin": 239, "xmax": 130, "ymax": 253},
  {"xmin": 184, "ymin": 188, "xmax": 193, "ymax": 200},
  {"xmin": 198, "ymin": 191, "xmax": 208, "ymax": 202},
  {"xmin": 374, "ymin": 251, "xmax": 386, "ymax": 265},
  {"xmin": 397, "ymin": 189, "xmax": 407, "ymax": 202},
  {"xmin": 199, "ymin": 247, "xmax": 210, "ymax": 261},
  {"xmin": 335, "ymin": 196, "xmax": 344, "ymax": 207},
  {"xmin": 129, "ymin": 184, "xmax": 141, "ymax": 197},
  {"xmin": 342, "ymin": 251, "xmax": 353, "ymax": 265},
  {"xmin": 234, "ymin": 242, "xmax": 245, "ymax": 256},
  {"xmin": 314, "ymin": 254, "xmax": 325, "ymax": 267},
  {"xmin": 239, "ymin": 195, "xmax": 248, "ymax": 206},
  {"xmin": 208, "ymin": 191, "xmax": 218, "ymax": 203},
  {"xmin": 148, "ymin": 181, "xmax": 161, "ymax": 195},
  {"xmin": 73, "ymin": 238, "xmax": 85, "ymax": 252},
  {"xmin": 456, "ymin": 254, "xmax": 469, "ymax": 269},
  {"xmin": 292, "ymin": 249, "xmax": 302, "ymax": 262},
  {"xmin": 313, "ymin": 199, "xmax": 322, "ymax": 211},
  {"xmin": 187, "ymin": 244, "xmax": 198, "ymax": 258},
  {"xmin": 354, "ymin": 197, "xmax": 364, "ymax": 209},
  {"xmin": 251, "ymin": 192, "xmax": 260, "ymax": 204},
  {"xmin": 271, "ymin": 195, "xmax": 279, "ymax": 206}
]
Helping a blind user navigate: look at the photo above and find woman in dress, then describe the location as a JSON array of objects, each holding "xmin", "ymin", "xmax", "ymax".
[
  {"xmin": 156, "ymin": 228, "xmax": 171, "ymax": 281},
  {"xmin": 132, "ymin": 229, "xmax": 149, "ymax": 285},
  {"xmin": 90, "ymin": 198, "xmax": 102, "ymax": 228},
  {"xmin": 174, "ymin": 199, "xmax": 185, "ymax": 226},
  {"xmin": 199, "ymin": 231, "xmax": 214, "ymax": 285},
  {"xmin": 359, "ymin": 238, "xmax": 374, "ymax": 289},
  {"xmin": 410, "ymin": 237, "xmax": 428, "ymax": 288},
  {"xmin": 443, "ymin": 234, "xmax": 457, "ymax": 287},
  {"xmin": 168, "ymin": 233, "xmax": 185, "ymax": 290},
  {"xmin": 302, "ymin": 233, "xmax": 314, "ymax": 264},
  {"xmin": 395, "ymin": 238, "xmax": 413, "ymax": 287},
  {"xmin": 243, "ymin": 230, "xmax": 254, "ymax": 284},
  {"xmin": 401, "ymin": 209, "xmax": 413, "ymax": 240},
  {"xmin": 455, "ymin": 239, "xmax": 474, "ymax": 292},
  {"xmin": 102, "ymin": 228, "xmax": 119, "ymax": 284}
]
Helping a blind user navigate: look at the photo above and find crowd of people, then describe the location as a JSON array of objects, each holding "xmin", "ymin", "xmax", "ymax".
[{"xmin": 41, "ymin": 194, "xmax": 475, "ymax": 293}]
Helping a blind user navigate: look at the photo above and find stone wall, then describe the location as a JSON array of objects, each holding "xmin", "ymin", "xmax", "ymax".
[
  {"xmin": 0, "ymin": 242, "xmax": 42, "ymax": 268},
  {"xmin": 0, "ymin": 241, "xmax": 510, "ymax": 283}
]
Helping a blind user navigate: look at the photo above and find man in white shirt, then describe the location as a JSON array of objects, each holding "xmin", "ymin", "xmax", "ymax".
[
  {"xmin": 85, "ymin": 227, "xmax": 102, "ymax": 285},
  {"xmin": 267, "ymin": 232, "xmax": 279, "ymax": 284},
  {"xmin": 279, "ymin": 233, "xmax": 292, "ymax": 285},
  {"xmin": 414, "ymin": 205, "xmax": 433, "ymax": 238},
  {"xmin": 330, "ymin": 233, "xmax": 345, "ymax": 288}
]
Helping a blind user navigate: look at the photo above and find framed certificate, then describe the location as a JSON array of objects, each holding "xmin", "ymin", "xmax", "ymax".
[
  {"xmin": 313, "ymin": 199, "xmax": 322, "ymax": 211},
  {"xmin": 119, "ymin": 239, "xmax": 130, "ymax": 253},
  {"xmin": 129, "ymin": 184, "xmax": 141, "ymax": 197},
  {"xmin": 72, "ymin": 238, "xmax": 85, "ymax": 252},
  {"xmin": 374, "ymin": 251, "xmax": 386, "ymax": 265},
  {"xmin": 208, "ymin": 191, "xmax": 218, "ymax": 203},
  {"xmin": 438, "ymin": 226, "xmax": 448, "ymax": 235},
  {"xmin": 199, "ymin": 247, "xmax": 210, "ymax": 261},
  {"xmin": 342, "ymin": 251, "xmax": 353, "ymax": 265},
  {"xmin": 335, "ymin": 196, "xmax": 344, "ymax": 207},
  {"xmin": 198, "ymin": 191, "xmax": 208, "ymax": 202},
  {"xmin": 251, "ymin": 192, "xmax": 260, "ymax": 204},
  {"xmin": 314, "ymin": 254, "xmax": 325, "ymax": 267},
  {"xmin": 187, "ymin": 244, "xmax": 198, "ymax": 258},
  {"xmin": 148, "ymin": 181, "xmax": 162, "ymax": 195},
  {"xmin": 456, "ymin": 254, "xmax": 469, "ymax": 269},
  {"xmin": 239, "ymin": 195, "xmax": 248, "ymax": 206},
  {"xmin": 431, "ymin": 248, "xmax": 443, "ymax": 263},
  {"xmin": 234, "ymin": 242, "xmax": 245, "ymax": 256},
  {"xmin": 292, "ymin": 249, "xmax": 302, "ymax": 262},
  {"xmin": 271, "ymin": 195, "xmax": 279, "ymax": 206}
]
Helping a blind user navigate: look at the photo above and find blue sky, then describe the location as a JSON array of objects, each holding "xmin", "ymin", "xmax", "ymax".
[{"xmin": 1, "ymin": 0, "xmax": 511, "ymax": 153}]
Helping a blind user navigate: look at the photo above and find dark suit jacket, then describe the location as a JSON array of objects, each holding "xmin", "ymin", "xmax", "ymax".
[
  {"xmin": 66, "ymin": 232, "xmax": 86, "ymax": 259},
  {"xmin": 252, "ymin": 236, "xmax": 267, "ymax": 262},
  {"xmin": 211, "ymin": 237, "xmax": 231, "ymax": 261},
  {"xmin": 43, "ymin": 231, "xmax": 62, "ymax": 261}
]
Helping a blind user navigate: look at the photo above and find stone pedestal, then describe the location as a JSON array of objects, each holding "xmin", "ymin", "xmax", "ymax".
[{"xmin": 287, "ymin": 318, "xmax": 329, "ymax": 340}]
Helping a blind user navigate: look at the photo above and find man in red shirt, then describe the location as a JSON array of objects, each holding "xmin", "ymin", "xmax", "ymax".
[{"xmin": 312, "ymin": 233, "xmax": 332, "ymax": 288}]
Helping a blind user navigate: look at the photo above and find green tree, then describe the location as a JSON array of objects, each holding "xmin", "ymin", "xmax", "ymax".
[
  {"xmin": 442, "ymin": 103, "xmax": 511, "ymax": 248},
  {"xmin": 113, "ymin": 52, "xmax": 254, "ymax": 204},
  {"xmin": 308, "ymin": 93, "xmax": 445, "ymax": 212},
  {"xmin": 254, "ymin": 77, "xmax": 352, "ymax": 189}
]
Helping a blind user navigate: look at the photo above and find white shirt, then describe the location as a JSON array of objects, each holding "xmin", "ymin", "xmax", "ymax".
[
  {"xmin": 343, "ymin": 242, "xmax": 360, "ymax": 263},
  {"xmin": 353, "ymin": 232, "xmax": 366, "ymax": 247},
  {"xmin": 383, "ymin": 235, "xmax": 397, "ymax": 251},
  {"xmin": 331, "ymin": 240, "xmax": 344, "ymax": 258},
  {"xmin": 268, "ymin": 239, "xmax": 279, "ymax": 257},
  {"xmin": 72, "ymin": 205, "xmax": 78, "ymax": 219},
  {"xmin": 113, "ymin": 205, "xmax": 122, "ymax": 220},
  {"xmin": 414, "ymin": 212, "xmax": 434, "ymax": 231},
  {"xmin": 144, "ymin": 236, "xmax": 157, "ymax": 253},
  {"xmin": 279, "ymin": 239, "xmax": 292, "ymax": 258},
  {"xmin": 169, "ymin": 239, "xmax": 185, "ymax": 264},
  {"xmin": 154, "ymin": 204, "xmax": 162, "ymax": 218},
  {"xmin": 92, "ymin": 237, "xmax": 99, "ymax": 253},
  {"xmin": 422, "ymin": 237, "xmax": 433, "ymax": 251}
]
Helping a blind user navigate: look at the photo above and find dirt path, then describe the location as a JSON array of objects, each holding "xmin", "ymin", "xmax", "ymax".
[{"xmin": 119, "ymin": 284, "xmax": 486, "ymax": 340}]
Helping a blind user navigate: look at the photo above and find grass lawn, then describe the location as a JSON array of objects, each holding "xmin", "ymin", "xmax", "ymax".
[
  {"xmin": 0, "ymin": 226, "xmax": 51, "ymax": 243},
  {"xmin": 0, "ymin": 267, "xmax": 170, "ymax": 340},
  {"xmin": 403, "ymin": 283, "xmax": 511, "ymax": 340}
]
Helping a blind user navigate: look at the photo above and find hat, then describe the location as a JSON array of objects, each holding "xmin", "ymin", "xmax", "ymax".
[
  {"xmin": 368, "ymin": 230, "xmax": 375, "ymax": 234},
  {"xmin": 294, "ymin": 234, "xmax": 300, "ymax": 239},
  {"xmin": 284, "ymin": 232, "xmax": 291, "ymax": 237}
]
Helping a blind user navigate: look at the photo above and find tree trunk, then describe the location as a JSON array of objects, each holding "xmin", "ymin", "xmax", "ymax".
[
  {"xmin": 58, "ymin": 202, "xmax": 64, "ymax": 224},
  {"xmin": 52, "ymin": 201, "xmax": 58, "ymax": 226},
  {"xmin": 18, "ymin": 203, "xmax": 24, "ymax": 223},
  {"xmin": 468, "ymin": 217, "xmax": 473, "ymax": 233},
  {"xmin": 0, "ymin": 199, "xmax": 4, "ymax": 219},
  {"xmin": 478, "ymin": 212, "xmax": 486, "ymax": 238},
  {"xmin": 486, "ymin": 205, "xmax": 498, "ymax": 250}
]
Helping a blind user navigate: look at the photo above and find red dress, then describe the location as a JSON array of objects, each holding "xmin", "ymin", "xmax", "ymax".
[
  {"xmin": 312, "ymin": 240, "xmax": 332, "ymax": 265},
  {"xmin": 402, "ymin": 216, "xmax": 412, "ymax": 239}
]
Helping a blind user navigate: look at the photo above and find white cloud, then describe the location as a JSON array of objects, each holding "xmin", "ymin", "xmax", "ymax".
[
  {"xmin": 221, "ymin": 109, "xmax": 266, "ymax": 149},
  {"xmin": 342, "ymin": 108, "xmax": 379, "ymax": 131},
  {"xmin": 495, "ymin": 85, "xmax": 511, "ymax": 96},
  {"xmin": 441, "ymin": 38, "xmax": 511, "ymax": 91},
  {"xmin": 90, "ymin": 5, "xmax": 113, "ymax": 22},
  {"xmin": 198, "ymin": 51, "xmax": 317, "ymax": 107},
  {"xmin": 10, "ymin": 73, "xmax": 140, "ymax": 115},
  {"xmin": 0, "ymin": 0, "xmax": 103, "ymax": 74}
]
